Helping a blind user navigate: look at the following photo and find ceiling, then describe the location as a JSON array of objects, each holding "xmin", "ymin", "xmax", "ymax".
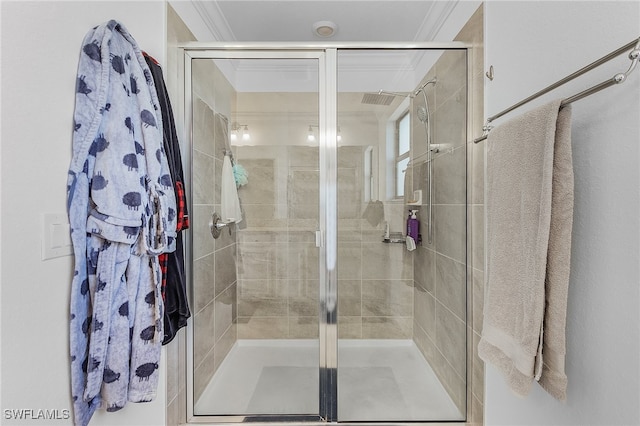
[
  {"xmin": 170, "ymin": 0, "xmax": 481, "ymax": 43},
  {"xmin": 169, "ymin": 0, "xmax": 481, "ymax": 92},
  {"xmin": 170, "ymin": 0, "xmax": 480, "ymax": 43}
]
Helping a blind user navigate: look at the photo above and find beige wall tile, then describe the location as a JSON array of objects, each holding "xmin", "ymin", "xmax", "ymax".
[
  {"xmin": 288, "ymin": 229, "xmax": 316, "ymax": 243},
  {"xmin": 434, "ymin": 204, "xmax": 466, "ymax": 263},
  {"xmin": 337, "ymin": 243, "xmax": 362, "ymax": 280},
  {"xmin": 215, "ymin": 283, "xmax": 236, "ymax": 343},
  {"xmin": 362, "ymin": 280, "xmax": 414, "ymax": 317},
  {"xmin": 237, "ymin": 243, "xmax": 277, "ymax": 280},
  {"xmin": 288, "ymin": 146, "xmax": 318, "ymax": 168},
  {"xmin": 414, "ymin": 284, "xmax": 436, "ymax": 340},
  {"xmin": 192, "ymin": 61, "xmax": 219, "ymax": 117},
  {"xmin": 213, "ymin": 158, "xmax": 222, "ymax": 206},
  {"xmin": 434, "ymin": 145, "xmax": 466, "ymax": 205},
  {"xmin": 362, "ymin": 242, "xmax": 413, "ymax": 280},
  {"xmin": 472, "ymin": 268, "xmax": 484, "ymax": 334},
  {"xmin": 362, "ymin": 317, "xmax": 412, "ymax": 339},
  {"xmin": 193, "ymin": 253, "xmax": 215, "ymax": 314},
  {"xmin": 414, "ymin": 245, "xmax": 435, "ymax": 293},
  {"xmin": 213, "ymin": 112, "xmax": 229, "ymax": 161},
  {"xmin": 237, "ymin": 159, "xmax": 276, "ymax": 205},
  {"xmin": 192, "ymin": 98, "xmax": 216, "ymax": 157},
  {"xmin": 337, "ymin": 280, "xmax": 361, "ymax": 316},
  {"xmin": 241, "ymin": 204, "xmax": 287, "ymax": 229},
  {"xmin": 237, "ymin": 316, "xmax": 288, "ymax": 339},
  {"xmin": 435, "ymin": 50, "xmax": 468, "ymax": 106},
  {"xmin": 435, "ymin": 254, "xmax": 466, "ymax": 320},
  {"xmin": 337, "ymin": 222, "xmax": 363, "ymax": 242},
  {"xmin": 192, "ymin": 204, "xmax": 215, "ymax": 260},
  {"xmin": 338, "ymin": 317, "xmax": 362, "ymax": 339},
  {"xmin": 412, "ymin": 319, "xmax": 436, "ymax": 360},
  {"xmin": 214, "ymin": 243, "xmax": 237, "ymax": 296},
  {"xmin": 433, "ymin": 86, "xmax": 467, "ymax": 151},
  {"xmin": 193, "ymin": 347, "xmax": 215, "ymax": 405},
  {"xmin": 288, "ymin": 169, "xmax": 319, "ymax": 205},
  {"xmin": 288, "ymin": 279, "xmax": 319, "ymax": 316},
  {"xmin": 435, "ymin": 301, "xmax": 466, "ymax": 378},
  {"xmin": 238, "ymin": 229, "xmax": 285, "ymax": 244},
  {"xmin": 192, "ymin": 149, "xmax": 215, "ymax": 205},
  {"xmin": 193, "ymin": 300, "xmax": 215, "ymax": 371},
  {"xmin": 237, "ymin": 278, "xmax": 288, "ymax": 317},
  {"xmin": 337, "ymin": 146, "xmax": 365, "ymax": 168},
  {"xmin": 286, "ymin": 243, "xmax": 319, "ymax": 280},
  {"xmin": 288, "ymin": 203, "xmax": 319, "ymax": 220},
  {"xmin": 213, "ymin": 324, "xmax": 237, "ymax": 373},
  {"xmin": 289, "ymin": 316, "xmax": 319, "ymax": 338}
]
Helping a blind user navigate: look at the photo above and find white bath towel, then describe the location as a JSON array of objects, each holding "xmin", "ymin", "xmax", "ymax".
[
  {"xmin": 221, "ymin": 154, "xmax": 243, "ymax": 223},
  {"xmin": 478, "ymin": 99, "xmax": 573, "ymax": 401}
]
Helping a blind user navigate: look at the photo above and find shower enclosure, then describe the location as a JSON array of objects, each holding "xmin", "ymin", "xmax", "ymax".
[{"xmin": 183, "ymin": 44, "xmax": 469, "ymax": 424}]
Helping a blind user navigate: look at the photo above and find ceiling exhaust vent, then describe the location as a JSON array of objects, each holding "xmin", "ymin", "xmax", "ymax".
[{"xmin": 361, "ymin": 93, "xmax": 396, "ymax": 106}]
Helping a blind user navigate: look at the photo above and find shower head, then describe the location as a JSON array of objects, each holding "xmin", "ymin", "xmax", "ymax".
[
  {"xmin": 414, "ymin": 77, "xmax": 435, "ymax": 123},
  {"xmin": 361, "ymin": 90, "xmax": 411, "ymax": 105},
  {"xmin": 361, "ymin": 92, "xmax": 396, "ymax": 106},
  {"xmin": 414, "ymin": 77, "xmax": 437, "ymax": 96},
  {"xmin": 416, "ymin": 105, "xmax": 428, "ymax": 123}
]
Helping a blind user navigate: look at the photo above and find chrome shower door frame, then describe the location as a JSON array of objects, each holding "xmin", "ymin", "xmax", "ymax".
[
  {"xmin": 182, "ymin": 46, "xmax": 336, "ymax": 424},
  {"xmin": 180, "ymin": 42, "xmax": 471, "ymax": 426}
]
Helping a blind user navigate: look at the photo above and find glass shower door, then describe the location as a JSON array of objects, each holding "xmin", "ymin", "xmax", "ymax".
[
  {"xmin": 187, "ymin": 51, "xmax": 325, "ymax": 420},
  {"xmin": 335, "ymin": 48, "xmax": 468, "ymax": 423},
  {"xmin": 184, "ymin": 45, "xmax": 469, "ymax": 424}
]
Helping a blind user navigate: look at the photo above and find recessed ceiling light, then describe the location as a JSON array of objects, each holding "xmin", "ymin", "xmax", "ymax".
[{"xmin": 313, "ymin": 21, "xmax": 337, "ymax": 38}]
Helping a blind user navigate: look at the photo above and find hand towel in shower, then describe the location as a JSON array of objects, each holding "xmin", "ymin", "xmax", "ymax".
[
  {"xmin": 221, "ymin": 154, "xmax": 243, "ymax": 223},
  {"xmin": 362, "ymin": 200, "xmax": 384, "ymax": 227},
  {"xmin": 478, "ymin": 99, "xmax": 573, "ymax": 401}
]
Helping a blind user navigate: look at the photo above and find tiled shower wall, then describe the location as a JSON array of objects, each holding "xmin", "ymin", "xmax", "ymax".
[
  {"xmin": 188, "ymin": 53, "xmax": 239, "ymax": 405},
  {"xmin": 191, "ymin": 95, "xmax": 238, "ymax": 402},
  {"xmin": 235, "ymin": 142, "xmax": 413, "ymax": 339},
  {"xmin": 409, "ymin": 47, "xmax": 468, "ymax": 414},
  {"xmin": 409, "ymin": 4, "xmax": 484, "ymax": 424},
  {"xmin": 235, "ymin": 144, "xmax": 322, "ymax": 339}
]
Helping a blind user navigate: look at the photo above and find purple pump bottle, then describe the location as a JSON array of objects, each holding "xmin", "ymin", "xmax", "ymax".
[{"xmin": 407, "ymin": 210, "xmax": 420, "ymax": 243}]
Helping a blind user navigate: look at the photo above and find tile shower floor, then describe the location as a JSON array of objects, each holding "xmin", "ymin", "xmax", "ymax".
[{"xmin": 195, "ymin": 339, "xmax": 462, "ymax": 422}]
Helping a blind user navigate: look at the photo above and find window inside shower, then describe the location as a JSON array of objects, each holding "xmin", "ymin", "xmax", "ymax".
[
  {"xmin": 186, "ymin": 46, "xmax": 468, "ymax": 424},
  {"xmin": 395, "ymin": 111, "xmax": 411, "ymax": 198}
]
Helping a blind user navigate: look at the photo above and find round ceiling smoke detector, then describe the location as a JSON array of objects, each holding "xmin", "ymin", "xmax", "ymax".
[{"xmin": 313, "ymin": 21, "xmax": 337, "ymax": 38}]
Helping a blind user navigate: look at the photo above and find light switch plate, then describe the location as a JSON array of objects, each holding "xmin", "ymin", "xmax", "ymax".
[{"xmin": 42, "ymin": 213, "xmax": 73, "ymax": 260}]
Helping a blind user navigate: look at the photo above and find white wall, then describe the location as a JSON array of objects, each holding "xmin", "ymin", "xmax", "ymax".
[
  {"xmin": 484, "ymin": 2, "xmax": 640, "ymax": 425},
  {"xmin": 0, "ymin": 2, "xmax": 167, "ymax": 425}
]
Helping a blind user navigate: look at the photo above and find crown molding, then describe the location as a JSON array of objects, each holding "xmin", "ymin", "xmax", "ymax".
[
  {"xmin": 192, "ymin": 0, "xmax": 236, "ymax": 41},
  {"xmin": 414, "ymin": 1, "xmax": 459, "ymax": 42}
]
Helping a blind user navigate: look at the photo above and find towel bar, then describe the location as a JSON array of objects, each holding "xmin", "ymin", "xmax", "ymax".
[
  {"xmin": 474, "ymin": 36, "xmax": 640, "ymax": 143},
  {"xmin": 210, "ymin": 211, "xmax": 232, "ymax": 239}
]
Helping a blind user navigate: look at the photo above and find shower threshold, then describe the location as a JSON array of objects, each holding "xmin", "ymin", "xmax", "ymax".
[{"xmin": 194, "ymin": 339, "xmax": 463, "ymax": 422}]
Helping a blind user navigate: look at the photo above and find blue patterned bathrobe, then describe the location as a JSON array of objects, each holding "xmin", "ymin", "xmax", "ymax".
[{"xmin": 67, "ymin": 20, "xmax": 176, "ymax": 426}]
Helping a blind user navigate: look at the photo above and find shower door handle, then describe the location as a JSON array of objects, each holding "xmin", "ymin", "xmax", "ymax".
[{"xmin": 315, "ymin": 230, "xmax": 324, "ymax": 248}]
